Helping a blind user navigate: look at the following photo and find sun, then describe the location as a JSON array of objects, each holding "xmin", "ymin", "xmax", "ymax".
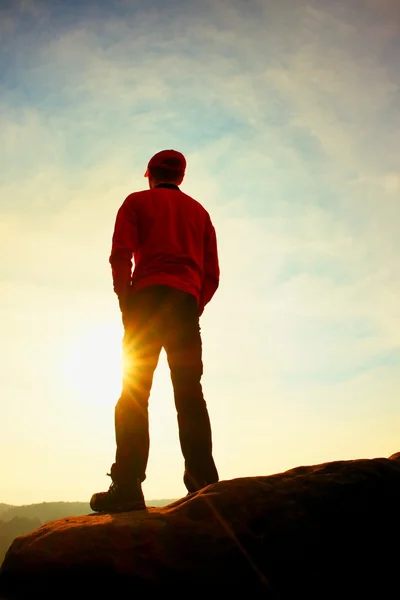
[{"xmin": 60, "ymin": 322, "xmax": 123, "ymax": 406}]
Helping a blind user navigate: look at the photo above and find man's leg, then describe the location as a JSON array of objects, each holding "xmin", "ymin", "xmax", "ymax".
[
  {"xmin": 113, "ymin": 289, "xmax": 163, "ymax": 485},
  {"xmin": 164, "ymin": 290, "xmax": 219, "ymax": 494},
  {"xmin": 90, "ymin": 287, "xmax": 162, "ymax": 512}
]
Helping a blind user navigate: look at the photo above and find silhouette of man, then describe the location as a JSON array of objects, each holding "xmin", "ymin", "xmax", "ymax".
[{"xmin": 90, "ymin": 150, "xmax": 220, "ymax": 512}]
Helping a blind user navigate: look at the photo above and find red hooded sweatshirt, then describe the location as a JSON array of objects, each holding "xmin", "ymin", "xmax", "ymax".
[{"xmin": 109, "ymin": 183, "xmax": 219, "ymax": 315}]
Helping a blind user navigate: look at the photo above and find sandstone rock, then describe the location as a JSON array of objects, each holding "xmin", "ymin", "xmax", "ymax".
[{"xmin": 1, "ymin": 454, "xmax": 400, "ymax": 597}]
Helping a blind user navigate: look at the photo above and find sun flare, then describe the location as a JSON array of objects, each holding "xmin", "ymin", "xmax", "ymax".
[{"xmin": 60, "ymin": 322, "xmax": 124, "ymax": 406}]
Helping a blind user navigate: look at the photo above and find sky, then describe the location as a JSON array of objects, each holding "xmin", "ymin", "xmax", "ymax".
[{"xmin": 1, "ymin": 0, "xmax": 400, "ymax": 505}]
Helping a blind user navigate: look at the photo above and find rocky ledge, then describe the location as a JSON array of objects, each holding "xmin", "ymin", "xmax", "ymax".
[{"xmin": 1, "ymin": 453, "xmax": 400, "ymax": 598}]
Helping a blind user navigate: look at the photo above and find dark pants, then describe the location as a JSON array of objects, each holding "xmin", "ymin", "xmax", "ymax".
[{"xmin": 112, "ymin": 285, "xmax": 219, "ymax": 494}]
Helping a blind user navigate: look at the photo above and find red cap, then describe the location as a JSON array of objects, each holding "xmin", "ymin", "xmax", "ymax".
[{"xmin": 144, "ymin": 149, "xmax": 186, "ymax": 177}]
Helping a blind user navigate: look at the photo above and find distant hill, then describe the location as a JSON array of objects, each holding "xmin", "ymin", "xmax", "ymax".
[
  {"xmin": 0, "ymin": 499, "xmax": 177, "ymax": 523},
  {"xmin": 0, "ymin": 504, "xmax": 12, "ymax": 518},
  {"xmin": 0, "ymin": 502, "xmax": 90, "ymax": 523},
  {"xmin": 0, "ymin": 499, "xmax": 177, "ymax": 567}
]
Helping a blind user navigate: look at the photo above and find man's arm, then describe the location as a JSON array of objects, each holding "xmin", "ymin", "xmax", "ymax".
[
  {"xmin": 199, "ymin": 217, "xmax": 220, "ymax": 316},
  {"xmin": 109, "ymin": 198, "xmax": 138, "ymax": 310}
]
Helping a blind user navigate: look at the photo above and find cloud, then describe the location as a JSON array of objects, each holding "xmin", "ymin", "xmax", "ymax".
[{"xmin": 1, "ymin": 0, "xmax": 400, "ymax": 369}]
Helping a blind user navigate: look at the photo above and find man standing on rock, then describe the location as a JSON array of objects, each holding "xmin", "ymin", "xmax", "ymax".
[{"xmin": 90, "ymin": 149, "xmax": 220, "ymax": 513}]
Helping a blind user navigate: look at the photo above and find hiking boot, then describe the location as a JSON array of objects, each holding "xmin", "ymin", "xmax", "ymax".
[{"xmin": 90, "ymin": 475, "xmax": 146, "ymax": 513}]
